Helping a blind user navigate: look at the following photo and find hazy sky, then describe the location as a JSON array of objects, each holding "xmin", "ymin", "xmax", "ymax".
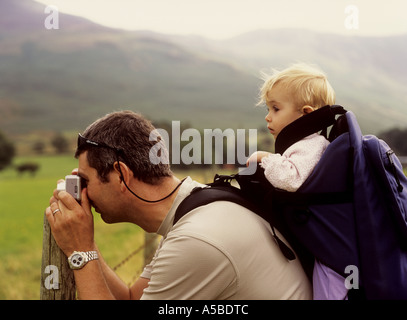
[{"xmin": 35, "ymin": 0, "xmax": 407, "ymax": 39}]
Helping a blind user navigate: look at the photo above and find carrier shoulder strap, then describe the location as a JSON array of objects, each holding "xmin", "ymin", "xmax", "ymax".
[
  {"xmin": 275, "ymin": 105, "xmax": 347, "ymax": 154},
  {"xmin": 173, "ymin": 185, "xmax": 262, "ymax": 225},
  {"xmin": 173, "ymin": 180, "xmax": 296, "ymax": 261}
]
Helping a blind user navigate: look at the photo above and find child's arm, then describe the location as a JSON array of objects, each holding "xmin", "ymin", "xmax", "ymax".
[{"xmin": 261, "ymin": 135, "xmax": 329, "ymax": 192}]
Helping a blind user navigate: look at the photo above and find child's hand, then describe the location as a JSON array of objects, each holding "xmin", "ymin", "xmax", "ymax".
[
  {"xmin": 246, "ymin": 151, "xmax": 271, "ymax": 166},
  {"xmin": 246, "ymin": 152, "xmax": 259, "ymax": 166}
]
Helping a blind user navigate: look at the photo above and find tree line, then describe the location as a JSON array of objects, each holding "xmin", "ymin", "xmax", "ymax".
[
  {"xmin": 0, "ymin": 131, "xmax": 71, "ymax": 172},
  {"xmin": 0, "ymin": 127, "xmax": 406, "ymax": 173}
]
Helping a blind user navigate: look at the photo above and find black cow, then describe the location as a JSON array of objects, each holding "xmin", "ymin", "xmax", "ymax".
[{"xmin": 15, "ymin": 162, "xmax": 40, "ymax": 176}]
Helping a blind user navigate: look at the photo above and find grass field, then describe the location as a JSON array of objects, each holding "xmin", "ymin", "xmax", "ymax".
[{"xmin": 0, "ymin": 155, "xmax": 222, "ymax": 300}]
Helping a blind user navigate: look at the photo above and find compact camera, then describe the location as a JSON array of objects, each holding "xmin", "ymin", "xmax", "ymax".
[{"xmin": 57, "ymin": 175, "xmax": 82, "ymax": 201}]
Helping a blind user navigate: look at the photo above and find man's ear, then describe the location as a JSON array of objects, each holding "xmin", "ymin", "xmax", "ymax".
[
  {"xmin": 302, "ymin": 105, "xmax": 315, "ymax": 115},
  {"xmin": 113, "ymin": 161, "xmax": 129, "ymax": 190}
]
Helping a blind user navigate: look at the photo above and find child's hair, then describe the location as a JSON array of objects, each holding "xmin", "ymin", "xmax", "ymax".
[{"xmin": 257, "ymin": 63, "xmax": 336, "ymax": 110}]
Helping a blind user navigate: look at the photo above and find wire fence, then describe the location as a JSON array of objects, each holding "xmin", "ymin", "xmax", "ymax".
[{"xmin": 112, "ymin": 232, "xmax": 159, "ymax": 287}]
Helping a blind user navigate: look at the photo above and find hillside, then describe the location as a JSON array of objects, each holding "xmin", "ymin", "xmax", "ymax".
[
  {"xmin": 168, "ymin": 28, "xmax": 407, "ymax": 133},
  {"xmin": 1, "ymin": 0, "xmax": 407, "ymax": 137},
  {"xmin": 0, "ymin": 0, "xmax": 260, "ymax": 134}
]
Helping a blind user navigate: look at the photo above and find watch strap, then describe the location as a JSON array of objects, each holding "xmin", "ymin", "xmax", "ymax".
[{"xmin": 84, "ymin": 250, "xmax": 98, "ymax": 262}]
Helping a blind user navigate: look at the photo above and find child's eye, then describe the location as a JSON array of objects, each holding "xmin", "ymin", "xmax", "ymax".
[{"xmin": 272, "ymin": 106, "xmax": 279, "ymax": 112}]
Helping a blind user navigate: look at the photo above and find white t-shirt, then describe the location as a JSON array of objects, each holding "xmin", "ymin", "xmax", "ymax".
[{"xmin": 140, "ymin": 177, "xmax": 312, "ymax": 300}]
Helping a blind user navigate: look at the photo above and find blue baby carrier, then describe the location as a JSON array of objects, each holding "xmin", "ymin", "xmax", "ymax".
[{"xmin": 174, "ymin": 105, "xmax": 407, "ymax": 299}]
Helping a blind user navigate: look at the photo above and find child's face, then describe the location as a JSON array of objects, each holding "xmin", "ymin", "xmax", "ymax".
[{"xmin": 264, "ymin": 84, "xmax": 303, "ymax": 140}]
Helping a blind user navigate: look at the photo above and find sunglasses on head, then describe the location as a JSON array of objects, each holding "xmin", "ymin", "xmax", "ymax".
[{"xmin": 77, "ymin": 133, "xmax": 124, "ymax": 155}]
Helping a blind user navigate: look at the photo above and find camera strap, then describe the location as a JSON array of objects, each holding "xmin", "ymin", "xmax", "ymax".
[{"xmin": 116, "ymin": 160, "xmax": 186, "ymax": 203}]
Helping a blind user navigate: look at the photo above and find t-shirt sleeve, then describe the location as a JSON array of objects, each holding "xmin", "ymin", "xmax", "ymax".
[
  {"xmin": 140, "ymin": 234, "xmax": 238, "ymax": 300},
  {"xmin": 139, "ymin": 238, "xmax": 163, "ymax": 280}
]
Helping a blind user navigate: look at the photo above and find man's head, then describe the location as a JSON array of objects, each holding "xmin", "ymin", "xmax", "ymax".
[{"xmin": 75, "ymin": 110, "xmax": 172, "ymax": 185}]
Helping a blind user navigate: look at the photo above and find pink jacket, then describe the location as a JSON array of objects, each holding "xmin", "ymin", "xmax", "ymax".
[{"xmin": 260, "ymin": 133, "xmax": 330, "ymax": 192}]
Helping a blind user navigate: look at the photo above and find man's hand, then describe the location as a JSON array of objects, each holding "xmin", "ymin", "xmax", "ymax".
[{"xmin": 45, "ymin": 185, "xmax": 95, "ymax": 257}]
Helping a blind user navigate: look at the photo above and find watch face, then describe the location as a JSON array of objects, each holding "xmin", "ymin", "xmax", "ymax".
[{"xmin": 71, "ymin": 253, "xmax": 84, "ymax": 268}]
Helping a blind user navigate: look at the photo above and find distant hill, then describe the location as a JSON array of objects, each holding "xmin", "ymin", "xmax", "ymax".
[
  {"xmin": 1, "ymin": 0, "xmax": 407, "ymax": 136},
  {"xmin": 167, "ymin": 29, "xmax": 407, "ymax": 134}
]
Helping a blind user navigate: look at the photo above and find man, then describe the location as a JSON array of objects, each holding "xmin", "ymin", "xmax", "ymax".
[{"xmin": 45, "ymin": 110, "xmax": 312, "ymax": 299}]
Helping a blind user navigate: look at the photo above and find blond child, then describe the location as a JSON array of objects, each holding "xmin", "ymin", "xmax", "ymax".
[{"xmin": 247, "ymin": 63, "xmax": 348, "ymax": 300}]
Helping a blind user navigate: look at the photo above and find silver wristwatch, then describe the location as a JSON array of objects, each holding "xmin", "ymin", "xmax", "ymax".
[{"xmin": 68, "ymin": 251, "xmax": 99, "ymax": 270}]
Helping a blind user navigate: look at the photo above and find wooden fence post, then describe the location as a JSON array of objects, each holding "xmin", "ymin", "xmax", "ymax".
[{"xmin": 40, "ymin": 212, "xmax": 76, "ymax": 300}]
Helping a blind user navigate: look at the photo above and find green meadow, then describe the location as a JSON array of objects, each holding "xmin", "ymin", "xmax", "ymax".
[{"xmin": 0, "ymin": 155, "xmax": 219, "ymax": 300}]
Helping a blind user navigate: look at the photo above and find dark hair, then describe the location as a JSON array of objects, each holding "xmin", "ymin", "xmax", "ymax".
[{"xmin": 75, "ymin": 111, "xmax": 172, "ymax": 185}]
